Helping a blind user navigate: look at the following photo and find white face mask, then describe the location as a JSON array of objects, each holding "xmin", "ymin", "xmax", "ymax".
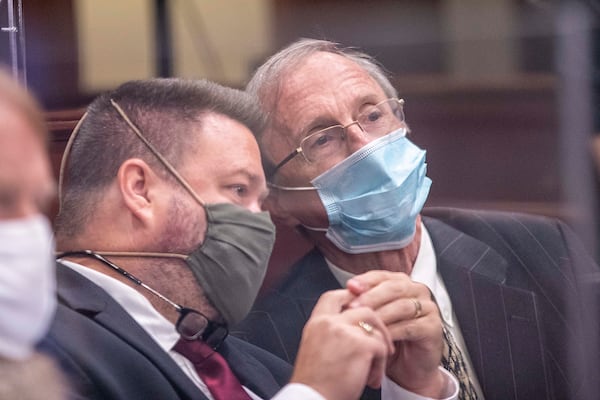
[{"xmin": 0, "ymin": 215, "xmax": 56, "ymax": 360}]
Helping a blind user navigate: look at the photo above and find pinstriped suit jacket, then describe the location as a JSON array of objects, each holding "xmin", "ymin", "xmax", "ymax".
[{"xmin": 234, "ymin": 208, "xmax": 600, "ymax": 400}]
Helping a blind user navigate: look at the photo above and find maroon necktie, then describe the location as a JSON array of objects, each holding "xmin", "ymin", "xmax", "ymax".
[{"xmin": 173, "ymin": 337, "xmax": 252, "ymax": 400}]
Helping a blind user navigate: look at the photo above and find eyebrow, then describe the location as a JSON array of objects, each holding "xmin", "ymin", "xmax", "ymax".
[
  {"xmin": 302, "ymin": 116, "xmax": 340, "ymax": 137},
  {"xmin": 301, "ymin": 94, "xmax": 385, "ymax": 137},
  {"xmin": 227, "ymin": 168, "xmax": 268, "ymax": 194},
  {"xmin": 229, "ymin": 168, "xmax": 261, "ymax": 182}
]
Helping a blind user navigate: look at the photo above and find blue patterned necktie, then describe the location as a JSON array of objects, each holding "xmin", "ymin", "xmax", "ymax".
[{"xmin": 441, "ymin": 326, "xmax": 479, "ymax": 400}]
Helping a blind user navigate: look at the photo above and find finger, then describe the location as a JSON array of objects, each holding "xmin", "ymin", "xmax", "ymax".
[
  {"xmin": 342, "ymin": 306, "xmax": 395, "ymax": 354},
  {"xmin": 346, "ymin": 270, "xmax": 402, "ymax": 295},
  {"xmin": 311, "ymin": 289, "xmax": 357, "ymax": 316},
  {"xmin": 365, "ymin": 341, "xmax": 388, "ymax": 389},
  {"xmin": 292, "ymin": 311, "xmax": 390, "ymax": 400},
  {"xmin": 385, "ymin": 313, "xmax": 443, "ymax": 343},
  {"xmin": 348, "ymin": 278, "xmax": 430, "ymax": 311},
  {"xmin": 357, "ymin": 306, "xmax": 401, "ymax": 388},
  {"xmin": 346, "ymin": 311, "xmax": 393, "ymax": 387},
  {"xmin": 377, "ymin": 297, "xmax": 442, "ymax": 343},
  {"xmin": 375, "ymin": 296, "xmax": 434, "ymax": 326}
]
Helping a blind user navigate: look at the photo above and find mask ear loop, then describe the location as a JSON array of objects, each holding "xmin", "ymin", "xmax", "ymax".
[
  {"xmin": 58, "ymin": 111, "xmax": 88, "ymax": 211},
  {"xmin": 109, "ymin": 99, "xmax": 206, "ymax": 207}
]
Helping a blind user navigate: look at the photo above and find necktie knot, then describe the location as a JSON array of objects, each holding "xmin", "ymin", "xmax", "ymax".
[
  {"xmin": 173, "ymin": 337, "xmax": 252, "ymax": 400},
  {"xmin": 173, "ymin": 338, "xmax": 214, "ymax": 364}
]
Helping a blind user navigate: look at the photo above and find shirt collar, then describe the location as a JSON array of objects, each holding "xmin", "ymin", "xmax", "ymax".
[{"xmin": 59, "ymin": 259, "xmax": 181, "ymax": 352}]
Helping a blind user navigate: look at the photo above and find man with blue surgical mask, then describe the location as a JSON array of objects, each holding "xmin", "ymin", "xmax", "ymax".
[
  {"xmin": 234, "ymin": 39, "xmax": 600, "ymax": 400},
  {"xmin": 0, "ymin": 67, "xmax": 65, "ymax": 399}
]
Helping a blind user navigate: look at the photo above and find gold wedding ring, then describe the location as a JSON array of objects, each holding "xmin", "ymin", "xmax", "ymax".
[
  {"xmin": 411, "ymin": 298, "xmax": 422, "ymax": 319},
  {"xmin": 358, "ymin": 320, "xmax": 375, "ymax": 334}
]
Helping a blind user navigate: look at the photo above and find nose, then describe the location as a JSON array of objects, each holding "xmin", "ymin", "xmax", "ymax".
[
  {"xmin": 247, "ymin": 201, "xmax": 263, "ymax": 213},
  {"xmin": 344, "ymin": 122, "xmax": 372, "ymax": 154}
]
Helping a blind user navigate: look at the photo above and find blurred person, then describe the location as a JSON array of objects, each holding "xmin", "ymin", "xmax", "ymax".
[
  {"xmin": 234, "ymin": 38, "xmax": 600, "ymax": 400},
  {"xmin": 38, "ymin": 77, "xmax": 458, "ymax": 400},
  {"xmin": 0, "ymin": 67, "xmax": 64, "ymax": 399}
]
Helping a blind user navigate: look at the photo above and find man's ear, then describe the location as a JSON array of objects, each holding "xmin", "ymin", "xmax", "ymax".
[{"xmin": 117, "ymin": 158, "xmax": 159, "ymax": 224}]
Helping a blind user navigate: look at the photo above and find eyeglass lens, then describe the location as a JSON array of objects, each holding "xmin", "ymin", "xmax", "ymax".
[
  {"xmin": 177, "ymin": 309, "xmax": 210, "ymax": 340},
  {"xmin": 177, "ymin": 308, "xmax": 228, "ymax": 349},
  {"xmin": 301, "ymin": 99, "xmax": 404, "ymax": 162}
]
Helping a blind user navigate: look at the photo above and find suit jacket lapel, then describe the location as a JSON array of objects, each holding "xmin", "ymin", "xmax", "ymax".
[
  {"xmin": 423, "ymin": 217, "xmax": 549, "ymax": 400},
  {"xmin": 55, "ymin": 264, "xmax": 207, "ymax": 400},
  {"xmin": 294, "ymin": 249, "xmax": 343, "ymax": 320}
]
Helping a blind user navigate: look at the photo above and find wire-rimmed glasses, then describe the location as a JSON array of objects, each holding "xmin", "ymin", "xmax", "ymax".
[{"xmin": 269, "ymin": 98, "xmax": 405, "ymax": 178}]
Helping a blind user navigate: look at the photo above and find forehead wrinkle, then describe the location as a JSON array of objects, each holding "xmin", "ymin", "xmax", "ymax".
[
  {"xmin": 263, "ymin": 52, "xmax": 388, "ymax": 169},
  {"xmin": 276, "ymin": 58, "xmax": 386, "ymax": 129}
]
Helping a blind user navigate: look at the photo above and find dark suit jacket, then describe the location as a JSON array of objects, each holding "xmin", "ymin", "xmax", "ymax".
[
  {"xmin": 234, "ymin": 208, "xmax": 600, "ymax": 400},
  {"xmin": 38, "ymin": 264, "xmax": 292, "ymax": 400}
]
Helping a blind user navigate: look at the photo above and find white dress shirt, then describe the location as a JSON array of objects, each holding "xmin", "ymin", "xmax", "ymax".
[
  {"xmin": 327, "ymin": 225, "xmax": 484, "ymax": 399},
  {"xmin": 61, "ymin": 260, "xmax": 455, "ymax": 399}
]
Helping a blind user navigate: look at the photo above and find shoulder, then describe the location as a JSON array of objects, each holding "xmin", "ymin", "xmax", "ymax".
[
  {"xmin": 422, "ymin": 206, "xmax": 575, "ymax": 246},
  {"xmin": 423, "ymin": 206, "xmax": 599, "ymax": 281},
  {"xmin": 423, "ymin": 206, "xmax": 562, "ymax": 229},
  {"xmin": 40, "ymin": 270, "xmax": 193, "ymax": 399}
]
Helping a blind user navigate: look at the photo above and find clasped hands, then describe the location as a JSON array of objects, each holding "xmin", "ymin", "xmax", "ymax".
[{"xmin": 291, "ymin": 271, "xmax": 445, "ymax": 400}]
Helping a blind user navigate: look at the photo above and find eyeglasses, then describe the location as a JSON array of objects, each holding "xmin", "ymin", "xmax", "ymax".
[
  {"xmin": 269, "ymin": 98, "xmax": 405, "ymax": 178},
  {"xmin": 57, "ymin": 250, "xmax": 228, "ymax": 350}
]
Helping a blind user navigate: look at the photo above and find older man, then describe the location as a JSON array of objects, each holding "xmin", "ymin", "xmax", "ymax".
[
  {"xmin": 39, "ymin": 77, "xmax": 457, "ymax": 400},
  {"xmin": 234, "ymin": 38, "xmax": 600, "ymax": 400}
]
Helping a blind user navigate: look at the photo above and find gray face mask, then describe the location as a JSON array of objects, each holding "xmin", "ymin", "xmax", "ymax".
[
  {"xmin": 185, "ymin": 202, "xmax": 275, "ymax": 326},
  {"xmin": 78, "ymin": 203, "xmax": 275, "ymax": 327}
]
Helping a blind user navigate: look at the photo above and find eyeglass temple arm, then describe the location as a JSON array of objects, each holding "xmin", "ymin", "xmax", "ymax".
[
  {"xmin": 57, "ymin": 250, "xmax": 183, "ymax": 312},
  {"xmin": 268, "ymin": 147, "xmax": 301, "ymax": 180}
]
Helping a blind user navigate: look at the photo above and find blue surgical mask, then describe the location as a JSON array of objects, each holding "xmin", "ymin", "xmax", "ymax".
[{"xmin": 308, "ymin": 127, "xmax": 431, "ymax": 254}]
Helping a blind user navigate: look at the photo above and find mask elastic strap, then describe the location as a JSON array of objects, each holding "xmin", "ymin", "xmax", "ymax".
[
  {"xmin": 109, "ymin": 99, "xmax": 206, "ymax": 207},
  {"xmin": 58, "ymin": 111, "xmax": 88, "ymax": 208},
  {"xmin": 267, "ymin": 182, "xmax": 316, "ymax": 191},
  {"xmin": 301, "ymin": 224, "xmax": 328, "ymax": 232},
  {"xmin": 89, "ymin": 250, "xmax": 188, "ymax": 260}
]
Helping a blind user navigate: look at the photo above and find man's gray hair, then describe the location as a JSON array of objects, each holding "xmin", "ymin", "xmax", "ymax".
[{"xmin": 247, "ymin": 38, "xmax": 397, "ymax": 129}]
